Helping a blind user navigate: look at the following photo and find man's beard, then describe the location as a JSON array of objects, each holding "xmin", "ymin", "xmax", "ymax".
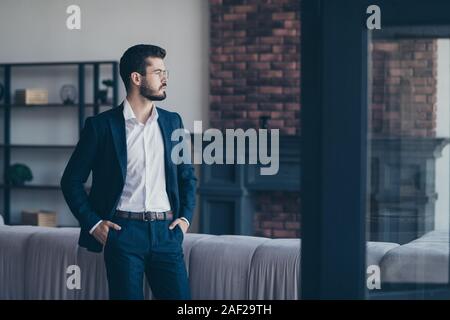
[{"xmin": 139, "ymin": 81, "xmax": 166, "ymax": 101}]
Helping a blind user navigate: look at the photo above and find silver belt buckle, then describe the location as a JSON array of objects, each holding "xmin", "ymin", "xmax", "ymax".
[
  {"xmin": 156, "ymin": 212, "xmax": 163, "ymax": 220},
  {"xmin": 142, "ymin": 212, "xmax": 148, "ymax": 221}
]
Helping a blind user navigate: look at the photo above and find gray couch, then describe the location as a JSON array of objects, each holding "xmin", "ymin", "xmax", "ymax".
[
  {"xmin": 380, "ymin": 230, "xmax": 449, "ymax": 284},
  {"xmin": 1, "ymin": 219, "xmax": 442, "ymax": 299}
]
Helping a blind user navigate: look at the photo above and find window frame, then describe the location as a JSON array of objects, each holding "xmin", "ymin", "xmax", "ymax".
[{"xmin": 300, "ymin": 0, "xmax": 450, "ymax": 299}]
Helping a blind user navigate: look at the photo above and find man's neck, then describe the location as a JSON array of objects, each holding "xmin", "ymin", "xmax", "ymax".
[{"xmin": 126, "ymin": 95, "xmax": 154, "ymax": 124}]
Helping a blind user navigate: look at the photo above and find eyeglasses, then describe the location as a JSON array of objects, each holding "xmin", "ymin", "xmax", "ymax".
[{"xmin": 149, "ymin": 69, "xmax": 169, "ymax": 80}]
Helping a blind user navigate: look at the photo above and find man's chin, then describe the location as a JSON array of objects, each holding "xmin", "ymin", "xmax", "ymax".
[{"xmin": 144, "ymin": 93, "xmax": 166, "ymax": 101}]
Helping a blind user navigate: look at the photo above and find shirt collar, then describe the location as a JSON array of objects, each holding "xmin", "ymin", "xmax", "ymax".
[{"xmin": 123, "ymin": 99, "xmax": 158, "ymax": 124}]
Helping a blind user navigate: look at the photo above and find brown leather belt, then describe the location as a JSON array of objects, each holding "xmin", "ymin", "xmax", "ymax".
[{"xmin": 115, "ymin": 210, "xmax": 173, "ymax": 221}]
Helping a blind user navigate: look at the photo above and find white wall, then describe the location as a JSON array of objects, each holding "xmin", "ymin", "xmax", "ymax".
[
  {"xmin": 435, "ymin": 39, "xmax": 449, "ymax": 231},
  {"xmin": 0, "ymin": 0, "xmax": 209, "ymax": 226},
  {"xmin": 0, "ymin": 0, "xmax": 209, "ymax": 128}
]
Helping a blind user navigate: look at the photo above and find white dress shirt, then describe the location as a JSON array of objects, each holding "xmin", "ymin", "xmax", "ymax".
[
  {"xmin": 90, "ymin": 99, "xmax": 188, "ymax": 234},
  {"xmin": 117, "ymin": 99, "xmax": 171, "ymax": 212}
]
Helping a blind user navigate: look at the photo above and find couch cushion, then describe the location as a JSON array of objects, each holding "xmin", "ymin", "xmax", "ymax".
[
  {"xmin": 189, "ymin": 235, "xmax": 270, "ymax": 299},
  {"xmin": 366, "ymin": 241, "xmax": 399, "ymax": 268},
  {"xmin": 249, "ymin": 239, "xmax": 300, "ymax": 300},
  {"xmin": 380, "ymin": 230, "xmax": 449, "ymax": 284},
  {"xmin": 0, "ymin": 225, "xmax": 57, "ymax": 299},
  {"xmin": 24, "ymin": 227, "xmax": 80, "ymax": 299},
  {"xmin": 182, "ymin": 233, "xmax": 215, "ymax": 274}
]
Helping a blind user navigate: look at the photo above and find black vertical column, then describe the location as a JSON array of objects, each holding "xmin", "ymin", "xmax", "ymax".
[
  {"xmin": 112, "ymin": 62, "xmax": 118, "ymax": 108},
  {"xmin": 301, "ymin": 0, "xmax": 368, "ymax": 299},
  {"xmin": 78, "ymin": 64, "xmax": 85, "ymax": 136},
  {"xmin": 3, "ymin": 66, "xmax": 11, "ymax": 224},
  {"xmin": 93, "ymin": 63, "xmax": 99, "ymax": 116}
]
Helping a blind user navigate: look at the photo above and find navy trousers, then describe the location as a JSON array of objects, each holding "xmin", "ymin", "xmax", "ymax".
[{"xmin": 103, "ymin": 215, "xmax": 191, "ymax": 300}]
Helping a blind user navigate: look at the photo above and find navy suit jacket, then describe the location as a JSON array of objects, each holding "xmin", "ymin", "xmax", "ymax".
[{"xmin": 60, "ymin": 104, "xmax": 197, "ymax": 253}]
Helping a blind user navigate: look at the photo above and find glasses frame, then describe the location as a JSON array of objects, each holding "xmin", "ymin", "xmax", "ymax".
[{"xmin": 148, "ymin": 69, "xmax": 169, "ymax": 80}]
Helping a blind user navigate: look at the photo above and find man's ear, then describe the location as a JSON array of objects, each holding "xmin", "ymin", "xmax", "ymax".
[{"xmin": 130, "ymin": 72, "xmax": 141, "ymax": 87}]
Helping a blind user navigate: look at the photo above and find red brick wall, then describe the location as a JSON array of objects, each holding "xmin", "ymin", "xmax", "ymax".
[
  {"xmin": 209, "ymin": 0, "xmax": 300, "ymax": 135},
  {"xmin": 254, "ymin": 192, "xmax": 301, "ymax": 238},
  {"xmin": 209, "ymin": 0, "xmax": 301, "ymax": 239},
  {"xmin": 371, "ymin": 39, "xmax": 437, "ymax": 137}
]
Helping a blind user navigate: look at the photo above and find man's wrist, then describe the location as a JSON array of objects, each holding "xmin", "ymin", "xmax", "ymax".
[
  {"xmin": 89, "ymin": 220, "xmax": 102, "ymax": 234},
  {"xmin": 179, "ymin": 217, "xmax": 190, "ymax": 227}
]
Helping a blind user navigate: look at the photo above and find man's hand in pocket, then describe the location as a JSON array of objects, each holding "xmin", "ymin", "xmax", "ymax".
[
  {"xmin": 169, "ymin": 218, "xmax": 188, "ymax": 234},
  {"xmin": 92, "ymin": 220, "xmax": 121, "ymax": 245}
]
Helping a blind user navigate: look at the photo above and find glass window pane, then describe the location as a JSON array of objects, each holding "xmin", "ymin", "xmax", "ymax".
[{"xmin": 367, "ymin": 28, "xmax": 450, "ymax": 293}]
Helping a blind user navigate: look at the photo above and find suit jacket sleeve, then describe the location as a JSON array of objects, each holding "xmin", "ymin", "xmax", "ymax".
[
  {"xmin": 175, "ymin": 113, "xmax": 197, "ymax": 223},
  {"xmin": 60, "ymin": 117, "xmax": 101, "ymax": 231}
]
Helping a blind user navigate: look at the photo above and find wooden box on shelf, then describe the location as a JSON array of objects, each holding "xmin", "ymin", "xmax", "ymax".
[
  {"xmin": 15, "ymin": 89, "xmax": 48, "ymax": 105},
  {"xmin": 22, "ymin": 209, "xmax": 57, "ymax": 227}
]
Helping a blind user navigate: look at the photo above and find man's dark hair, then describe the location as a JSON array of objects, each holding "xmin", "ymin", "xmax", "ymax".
[{"xmin": 119, "ymin": 44, "xmax": 166, "ymax": 91}]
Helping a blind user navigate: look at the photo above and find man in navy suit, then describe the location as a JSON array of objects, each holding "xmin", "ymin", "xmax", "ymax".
[{"xmin": 60, "ymin": 44, "xmax": 197, "ymax": 300}]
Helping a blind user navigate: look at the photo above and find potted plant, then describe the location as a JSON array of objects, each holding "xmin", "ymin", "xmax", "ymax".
[
  {"xmin": 7, "ymin": 163, "xmax": 33, "ymax": 186},
  {"xmin": 98, "ymin": 79, "xmax": 114, "ymax": 104}
]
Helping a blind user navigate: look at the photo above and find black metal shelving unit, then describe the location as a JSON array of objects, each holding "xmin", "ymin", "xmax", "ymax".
[{"xmin": 0, "ymin": 61, "xmax": 119, "ymax": 225}]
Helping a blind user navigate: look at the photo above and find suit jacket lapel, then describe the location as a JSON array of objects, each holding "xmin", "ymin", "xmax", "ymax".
[
  {"xmin": 156, "ymin": 107, "xmax": 175, "ymax": 206},
  {"xmin": 109, "ymin": 103, "xmax": 127, "ymax": 182},
  {"xmin": 157, "ymin": 107, "xmax": 171, "ymax": 169}
]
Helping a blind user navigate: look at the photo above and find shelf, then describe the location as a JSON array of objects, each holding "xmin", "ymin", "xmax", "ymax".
[
  {"xmin": 0, "ymin": 184, "xmax": 91, "ymax": 190},
  {"xmin": 0, "ymin": 103, "xmax": 113, "ymax": 108},
  {"xmin": 0, "ymin": 184, "xmax": 61, "ymax": 190},
  {"xmin": 1, "ymin": 59, "xmax": 118, "ymax": 225},
  {"xmin": 0, "ymin": 61, "xmax": 117, "ymax": 67},
  {"xmin": 0, "ymin": 144, "xmax": 76, "ymax": 149},
  {"xmin": 7, "ymin": 224, "xmax": 80, "ymax": 228}
]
